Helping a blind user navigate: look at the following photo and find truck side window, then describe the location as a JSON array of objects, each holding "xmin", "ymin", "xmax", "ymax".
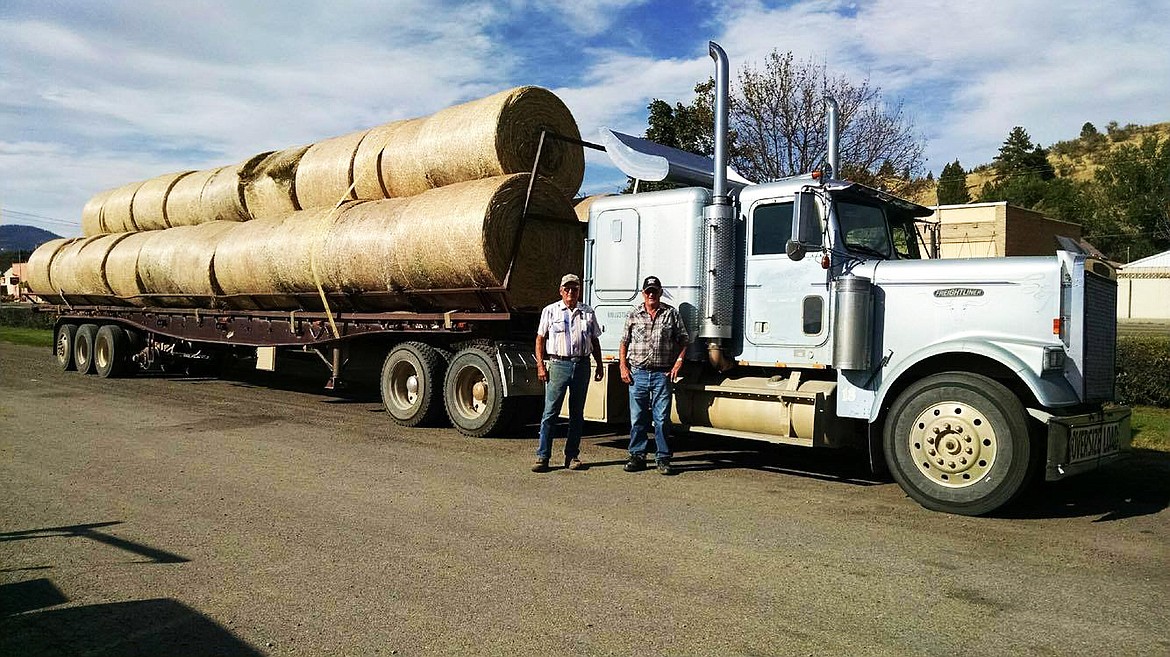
[
  {"xmin": 750, "ymin": 202, "xmax": 794, "ymax": 255},
  {"xmin": 836, "ymin": 201, "xmax": 892, "ymax": 258},
  {"xmin": 802, "ymin": 296, "xmax": 823, "ymax": 334}
]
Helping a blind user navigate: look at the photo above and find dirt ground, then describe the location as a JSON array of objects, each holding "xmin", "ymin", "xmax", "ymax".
[{"xmin": 1, "ymin": 342, "xmax": 1168, "ymax": 656}]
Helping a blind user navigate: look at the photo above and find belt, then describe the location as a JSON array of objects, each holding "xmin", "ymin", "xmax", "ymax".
[
  {"xmin": 548, "ymin": 354, "xmax": 588, "ymax": 362},
  {"xmin": 633, "ymin": 365, "xmax": 671, "ymax": 372}
]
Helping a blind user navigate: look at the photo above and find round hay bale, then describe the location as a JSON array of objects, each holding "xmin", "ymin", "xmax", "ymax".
[
  {"xmin": 212, "ymin": 209, "xmax": 340, "ymax": 310},
  {"xmin": 377, "ymin": 86, "xmax": 584, "ymax": 199},
  {"xmin": 81, "ymin": 189, "xmax": 113, "ymax": 236},
  {"xmin": 25, "ymin": 237, "xmax": 77, "ymax": 303},
  {"xmin": 135, "ymin": 222, "xmax": 237, "ymax": 307},
  {"xmin": 506, "ymin": 214, "xmax": 585, "ymax": 310},
  {"xmin": 102, "ymin": 181, "xmax": 144, "ymax": 233},
  {"xmin": 573, "ymin": 194, "xmax": 610, "ymax": 223},
  {"xmin": 241, "ymin": 146, "xmax": 310, "ymax": 220},
  {"xmin": 201, "ymin": 164, "xmax": 250, "ymax": 223},
  {"xmin": 54, "ymin": 233, "xmax": 136, "ymax": 305},
  {"xmin": 165, "ymin": 168, "xmax": 217, "ymax": 227},
  {"xmin": 104, "ymin": 231, "xmax": 156, "ymax": 306},
  {"xmin": 318, "ymin": 174, "xmax": 577, "ymax": 306},
  {"xmin": 131, "ymin": 171, "xmax": 194, "ymax": 230},
  {"xmin": 352, "ymin": 124, "xmax": 401, "ymax": 199},
  {"xmin": 49, "ymin": 235, "xmax": 109, "ymax": 305},
  {"xmin": 295, "ymin": 130, "xmax": 365, "ymax": 209}
]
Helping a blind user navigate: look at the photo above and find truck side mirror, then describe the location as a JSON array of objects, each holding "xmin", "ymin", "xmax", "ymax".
[{"xmin": 788, "ymin": 190, "xmax": 821, "ymax": 261}]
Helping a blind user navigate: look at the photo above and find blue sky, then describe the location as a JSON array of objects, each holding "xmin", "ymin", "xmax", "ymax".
[{"xmin": 3, "ymin": 0, "xmax": 1169, "ymax": 236}]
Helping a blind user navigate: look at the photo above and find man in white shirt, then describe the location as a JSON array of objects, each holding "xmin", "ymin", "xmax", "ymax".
[{"xmin": 532, "ymin": 273, "xmax": 603, "ymax": 472}]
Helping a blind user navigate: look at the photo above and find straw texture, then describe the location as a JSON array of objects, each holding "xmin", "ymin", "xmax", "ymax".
[
  {"xmin": 241, "ymin": 146, "xmax": 309, "ymax": 220},
  {"xmin": 135, "ymin": 222, "xmax": 238, "ymax": 307},
  {"xmin": 81, "ymin": 190, "xmax": 113, "ymax": 236},
  {"xmin": 104, "ymin": 232, "xmax": 156, "ymax": 305},
  {"xmin": 131, "ymin": 171, "xmax": 194, "ymax": 231},
  {"xmin": 102, "ymin": 182, "xmax": 143, "ymax": 233},
  {"xmin": 25, "ymin": 237, "xmax": 76, "ymax": 303},
  {"xmin": 295, "ymin": 131, "xmax": 366, "ymax": 208},
  {"xmin": 377, "ymin": 86, "xmax": 584, "ymax": 199}
]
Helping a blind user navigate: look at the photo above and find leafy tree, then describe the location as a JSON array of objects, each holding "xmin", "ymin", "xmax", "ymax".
[
  {"xmin": 1080, "ymin": 122, "xmax": 1099, "ymax": 139},
  {"xmin": 1087, "ymin": 134, "xmax": 1170, "ymax": 261},
  {"xmin": 937, "ymin": 160, "xmax": 971, "ymax": 205}
]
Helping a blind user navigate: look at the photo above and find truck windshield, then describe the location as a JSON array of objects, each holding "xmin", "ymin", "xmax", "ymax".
[{"xmin": 835, "ymin": 200, "xmax": 892, "ymax": 259}]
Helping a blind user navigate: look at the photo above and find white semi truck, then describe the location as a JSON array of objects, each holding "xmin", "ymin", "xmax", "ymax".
[{"xmin": 43, "ymin": 42, "xmax": 1129, "ymax": 515}]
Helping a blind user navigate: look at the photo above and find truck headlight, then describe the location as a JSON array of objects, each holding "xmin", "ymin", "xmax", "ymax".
[{"xmin": 1043, "ymin": 346, "xmax": 1066, "ymax": 372}]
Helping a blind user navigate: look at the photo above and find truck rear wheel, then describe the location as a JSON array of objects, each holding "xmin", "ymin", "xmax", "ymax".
[
  {"xmin": 443, "ymin": 346, "xmax": 508, "ymax": 437},
  {"xmin": 74, "ymin": 324, "xmax": 100, "ymax": 375},
  {"xmin": 883, "ymin": 372, "xmax": 1033, "ymax": 516},
  {"xmin": 381, "ymin": 342, "xmax": 448, "ymax": 427},
  {"xmin": 94, "ymin": 325, "xmax": 131, "ymax": 378},
  {"xmin": 55, "ymin": 324, "xmax": 77, "ymax": 371}
]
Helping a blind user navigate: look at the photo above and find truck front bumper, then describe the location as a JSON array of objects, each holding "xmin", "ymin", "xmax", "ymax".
[{"xmin": 1039, "ymin": 406, "xmax": 1132, "ymax": 481}]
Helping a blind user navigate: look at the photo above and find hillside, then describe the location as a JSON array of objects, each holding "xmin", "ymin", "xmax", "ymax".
[
  {"xmin": 0, "ymin": 224, "xmax": 61, "ymax": 253},
  {"xmin": 911, "ymin": 121, "xmax": 1170, "ymax": 206}
]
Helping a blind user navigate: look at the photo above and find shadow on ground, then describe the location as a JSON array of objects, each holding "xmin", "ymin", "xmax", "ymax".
[{"xmin": 0, "ymin": 586, "xmax": 262, "ymax": 657}]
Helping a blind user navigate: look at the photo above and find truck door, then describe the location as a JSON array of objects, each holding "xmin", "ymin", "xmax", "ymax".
[{"xmin": 742, "ymin": 200, "xmax": 830, "ymax": 359}]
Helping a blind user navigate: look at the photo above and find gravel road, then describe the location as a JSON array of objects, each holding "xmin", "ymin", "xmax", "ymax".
[{"xmin": 1, "ymin": 341, "xmax": 1167, "ymax": 656}]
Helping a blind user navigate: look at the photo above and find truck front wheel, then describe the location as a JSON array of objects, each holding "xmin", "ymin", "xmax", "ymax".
[
  {"xmin": 443, "ymin": 346, "xmax": 507, "ymax": 437},
  {"xmin": 381, "ymin": 342, "xmax": 448, "ymax": 427},
  {"xmin": 883, "ymin": 372, "xmax": 1033, "ymax": 516}
]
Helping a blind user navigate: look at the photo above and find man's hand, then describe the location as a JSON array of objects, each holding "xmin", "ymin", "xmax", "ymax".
[
  {"xmin": 670, "ymin": 358, "xmax": 683, "ymax": 382},
  {"xmin": 620, "ymin": 363, "xmax": 631, "ymax": 384},
  {"xmin": 537, "ymin": 364, "xmax": 549, "ymax": 383},
  {"xmin": 594, "ymin": 361, "xmax": 604, "ymax": 382}
]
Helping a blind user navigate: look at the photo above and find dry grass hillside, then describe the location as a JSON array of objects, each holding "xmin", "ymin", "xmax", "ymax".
[{"xmin": 909, "ymin": 121, "xmax": 1170, "ymax": 206}]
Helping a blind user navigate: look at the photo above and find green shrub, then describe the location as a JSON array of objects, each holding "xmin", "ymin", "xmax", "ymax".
[
  {"xmin": 0, "ymin": 305, "xmax": 56, "ymax": 330},
  {"xmin": 1116, "ymin": 335, "xmax": 1170, "ymax": 408}
]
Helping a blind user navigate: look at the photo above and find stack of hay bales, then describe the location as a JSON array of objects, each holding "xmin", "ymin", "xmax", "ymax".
[{"xmin": 29, "ymin": 86, "xmax": 585, "ymax": 312}]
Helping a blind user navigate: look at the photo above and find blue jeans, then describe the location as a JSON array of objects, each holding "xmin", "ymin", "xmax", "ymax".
[
  {"xmin": 628, "ymin": 368, "xmax": 672, "ymax": 460},
  {"xmin": 536, "ymin": 359, "xmax": 590, "ymax": 460}
]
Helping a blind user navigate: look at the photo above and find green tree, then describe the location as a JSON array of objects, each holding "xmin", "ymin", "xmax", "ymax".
[
  {"xmin": 937, "ymin": 160, "xmax": 971, "ymax": 205},
  {"xmin": 979, "ymin": 126, "xmax": 1057, "ymax": 207},
  {"xmin": 1087, "ymin": 134, "xmax": 1170, "ymax": 261}
]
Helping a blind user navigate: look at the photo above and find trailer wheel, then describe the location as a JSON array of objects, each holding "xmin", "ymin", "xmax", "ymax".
[
  {"xmin": 55, "ymin": 324, "xmax": 77, "ymax": 371},
  {"xmin": 94, "ymin": 325, "xmax": 131, "ymax": 378},
  {"xmin": 443, "ymin": 346, "xmax": 509, "ymax": 437},
  {"xmin": 381, "ymin": 342, "xmax": 448, "ymax": 427},
  {"xmin": 883, "ymin": 372, "xmax": 1033, "ymax": 516},
  {"xmin": 74, "ymin": 324, "xmax": 100, "ymax": 375}
]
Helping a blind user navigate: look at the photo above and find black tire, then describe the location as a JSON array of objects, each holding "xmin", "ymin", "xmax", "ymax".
[
  {"xmin": 883, "ymin": 372, "xmax": 1033, "ymax": 516},
  {"xmin": 74, "ymin": 324, "xmax": 99, "ymax": 375},
  {"xmin": 381, "ymin": 342, "xmax": 449, "ymax": 427},
  {"xmin": 94, "ymin": 324, "xmax": 130, "ymax": 379},
  {"xmin": 443, "ymin": 346, "xmax": 510, "ymax": 437},
  {"xmin": 55, "ymin": 324, "xmax": 77, "ymax": 371}
]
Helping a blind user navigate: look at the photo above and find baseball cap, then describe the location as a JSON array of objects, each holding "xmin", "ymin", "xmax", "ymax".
[
  {"xmin": 641, "ymin": 275, "xmax": 662, "ymax": 291},
  {"xmin": 560, "ymin": 273, "xmax": 581, "ymax": 287}
]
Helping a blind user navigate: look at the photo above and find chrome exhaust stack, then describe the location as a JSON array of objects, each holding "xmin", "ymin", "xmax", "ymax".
[
  {"xmin": 700, "ymin": 41, "xmax": 734, "ymax": 370},
  {"xmin": 825, "ymin": 96, "xmax": 840, "ymax": 179}
]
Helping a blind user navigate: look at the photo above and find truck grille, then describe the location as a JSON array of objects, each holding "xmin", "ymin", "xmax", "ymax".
[{"xmin": 1081, "ymin": 271, "xmax": 1117, "ymax": 401}]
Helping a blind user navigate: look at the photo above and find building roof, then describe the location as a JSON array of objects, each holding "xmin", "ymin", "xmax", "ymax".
[{"xmin": 1120, "ymin": 250, "xmax": 1170, "ymax": 270}]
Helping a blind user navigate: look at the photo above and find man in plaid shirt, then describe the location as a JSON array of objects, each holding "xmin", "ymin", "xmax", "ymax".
[{"xmin": 619, "ymin": 275, "xmax": 689, "ymax": 475}]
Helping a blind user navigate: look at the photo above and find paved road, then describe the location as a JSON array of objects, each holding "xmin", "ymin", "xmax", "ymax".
[{"xmin": 2, "ymin": 342, "xmax": 1168, "ymax": 656}]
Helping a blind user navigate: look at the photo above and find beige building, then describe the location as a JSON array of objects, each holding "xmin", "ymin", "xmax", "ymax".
[
  {"xmin": 2, "ymin": 263, "xmax": 29, "ymax": 300},
  {"xmin": 925, "ymin": 202, "xmax": 1082, "ymax": 258},
  {"xmin": 1117, "ymin": 250, "xmax": 1170, "ymax": 320}
]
